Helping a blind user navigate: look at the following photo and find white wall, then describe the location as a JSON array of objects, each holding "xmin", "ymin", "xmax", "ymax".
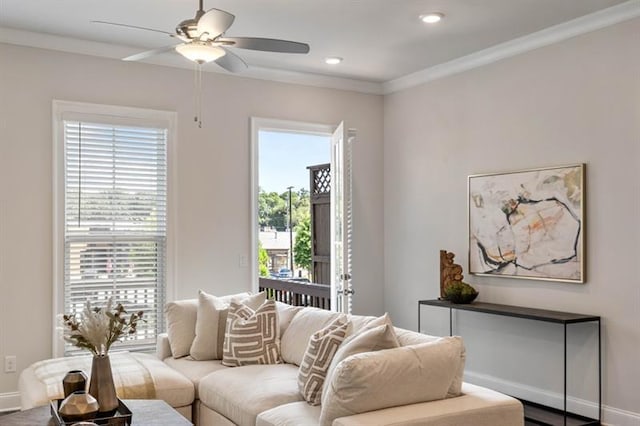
[
  {"xmin": 0, "ymin": 43, "xmax": 384, "ymax": 400},
  {"xmin": 383, "ymin": 18, "xmax": 639, "ymax": 424}
]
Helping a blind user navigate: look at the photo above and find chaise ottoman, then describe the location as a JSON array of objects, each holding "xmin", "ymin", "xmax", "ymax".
[{"xmin": 18, "ymin": 352, "xmax": 195, "ymax": 420}]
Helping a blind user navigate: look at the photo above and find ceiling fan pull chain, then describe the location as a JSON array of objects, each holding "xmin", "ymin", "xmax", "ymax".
[
  {"xmin": 197, "ymin": 62, "xmax": 203, "ymax": 128},
  {"xmin": 192, "ymin": 62, "xmax": 203, "ymax": 128}
]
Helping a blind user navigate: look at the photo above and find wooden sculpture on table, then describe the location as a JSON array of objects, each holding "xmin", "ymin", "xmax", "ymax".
[{"xmin": 440, "ymin": 250, "xmax": 464, "ymax": 298}]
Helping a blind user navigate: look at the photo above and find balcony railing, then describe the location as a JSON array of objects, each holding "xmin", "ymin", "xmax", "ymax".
[{"xmin": 259, "ymin": 277, "xmax": 331, "ymax": 310}]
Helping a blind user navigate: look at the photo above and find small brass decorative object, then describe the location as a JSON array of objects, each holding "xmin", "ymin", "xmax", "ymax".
[
  {"xmin": 58, "ymin": 390, "xmax": 99, "ymax": 422},
  {"xmin": 62, "ymin": 370, "xmax": 87, "ymax": 397}
]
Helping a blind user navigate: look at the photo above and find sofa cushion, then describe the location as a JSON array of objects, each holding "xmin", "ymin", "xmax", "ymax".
[
  {"xmin": 298, "ymin": 316, "xmax": 349, "ymax": 405},
  {"xmin": 163, "ymin": 356, "xmax": 228, "ymax": 398},
  {"xmin": 281, "ymin": 307, "xmax": 342, "ymax": 366},
  {"xmin": 395, "ymin": 328, "xmax": 466, "ymax": 398},
  {"xmin": 222, "ymin": 299, "xmax": 281, "ymax": 366},
  {"xmin": 199, "ymin": 364, "xmax": 304, "ymax": 426},
  {"xmin": 321, "ymin": 320, "xmax": 398, "ymax": 404},
  {"xmin": 256, "ymin": 401, "xmax": 321, "ymax": 426},
  {"xmin": 319, "ymin": 337, "xmax": 464, "ymax": 426},
  {"xmin": 275, "ymin": 301, "xmax": 303, "ymax": 337},
  {"xmin": 331, "ymin": 383, "xmax": 524, "ymax": 426},
  {"xmin": 165, "ymin": 298, "xmax": 198, "ymax": 358},
  {"xmin": 190, "ymin": 291, "xmax": 265, "ymax": 361}
]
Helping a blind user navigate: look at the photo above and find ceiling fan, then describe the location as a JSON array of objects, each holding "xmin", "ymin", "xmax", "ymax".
[{"xmin": 93, "ymin": 0, "xmax": 310, "ymax": 73}]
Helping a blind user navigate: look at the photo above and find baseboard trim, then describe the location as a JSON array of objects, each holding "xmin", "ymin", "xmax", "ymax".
[
  {"xmin": 0, "ymin": 391, "xmax": 20, "ymax": 412},
  {"xmin": 465, "ymin": 370, "xmax": 640, "ymax": 426}
]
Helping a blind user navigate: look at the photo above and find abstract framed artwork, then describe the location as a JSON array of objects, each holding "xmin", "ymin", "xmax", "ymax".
[{"xmin": 468, "ymin": 164, "xmax": 584, "ymax": 283}]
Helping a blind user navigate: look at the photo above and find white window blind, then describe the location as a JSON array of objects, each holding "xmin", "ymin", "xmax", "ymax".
[{"xmin": 63, "ymin": 120, "xmax": 167, "ymax": 355}]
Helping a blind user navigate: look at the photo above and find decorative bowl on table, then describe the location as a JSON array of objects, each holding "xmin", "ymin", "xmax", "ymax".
[{"xmin": 444, "ymin": 282, "xmax": 479, "ymax": 304}]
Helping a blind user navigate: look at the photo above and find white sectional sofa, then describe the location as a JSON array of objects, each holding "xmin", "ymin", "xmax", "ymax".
[
  {"xmin": 157, "ymin": 299, "xmax": 524, "ymax": 426},
  {"xmin": 19, "ymin": 295, "xmax": 524, "ymax": 426}
]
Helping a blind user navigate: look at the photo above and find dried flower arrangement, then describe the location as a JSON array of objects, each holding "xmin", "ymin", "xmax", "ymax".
[{"xmin": 60, "ymin": 297, "xmax": 144, "ymax": 356}]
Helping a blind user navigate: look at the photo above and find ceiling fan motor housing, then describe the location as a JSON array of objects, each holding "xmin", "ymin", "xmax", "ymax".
[{"xmin": 177, "ymin": 18, "xmax": 200, "ymax": 39}]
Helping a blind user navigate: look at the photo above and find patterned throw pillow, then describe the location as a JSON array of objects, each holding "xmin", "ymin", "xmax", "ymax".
[
  {"xmin": 222, "ymin": 299, "xmax": 281, "ymax": 366},
  {"xmin": 298, "ymin": 316, "xmax": 349, "ymax": 405}
]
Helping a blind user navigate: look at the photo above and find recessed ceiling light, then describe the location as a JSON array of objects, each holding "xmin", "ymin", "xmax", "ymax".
[
  {"xmin": 325, "ymin": 57, "xmax": 343, "ymax": 65},
  {"xmin": 420, "ymin": 13, "xmax": 444, "ymax": 24}
]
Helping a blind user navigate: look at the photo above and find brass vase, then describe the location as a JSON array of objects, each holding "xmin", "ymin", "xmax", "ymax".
[
  {"xmin": 63, "ymin": 369, "xmax": 87, "ymax": 397},
  {"xmin": 88, "ymin": 354, "xmax": 118, "ymax": 415}
]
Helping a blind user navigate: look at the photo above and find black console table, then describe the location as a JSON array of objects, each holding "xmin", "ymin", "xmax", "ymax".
[{"xmin": 418, "ymin": 299, "xmax": 601, "ymax": 426}]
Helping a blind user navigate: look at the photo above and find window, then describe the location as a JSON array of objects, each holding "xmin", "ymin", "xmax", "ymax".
[{"xmin": 53, "ymin": 101, "xmax": 175, "ymax": 356}]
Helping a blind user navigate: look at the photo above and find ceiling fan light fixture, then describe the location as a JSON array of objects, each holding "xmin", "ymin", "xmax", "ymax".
[
  {"xmin": 175, "ymin": 42, "xmax": 225, "ymax": 63},
  {"xmin": 420, "ymin": 13, "xmax": 444, "ymax": 24},
  {"xmin": 325, "ymin": 57, "xmax": 342, "ymax": 65}
]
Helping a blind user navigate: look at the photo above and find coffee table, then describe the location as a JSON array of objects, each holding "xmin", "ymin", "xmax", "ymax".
[{"xmin": 0, "ymin": 399, "xmax": 192, "ymax": 425}]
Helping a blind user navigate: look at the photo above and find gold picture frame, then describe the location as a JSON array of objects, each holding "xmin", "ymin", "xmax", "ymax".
[{"xmin": 468, "ymin": 164, "xmax": 585, "ymax": 283}]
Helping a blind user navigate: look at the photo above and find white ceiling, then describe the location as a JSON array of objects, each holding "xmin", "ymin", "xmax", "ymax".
[{"xmin": 0, "ymin": 0, "xmax": 636, "ymax": 86}]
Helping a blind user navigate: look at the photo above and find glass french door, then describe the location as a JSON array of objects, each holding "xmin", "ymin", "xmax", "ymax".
[{"xmin": 330, "ymin": 122, "xmax": 355, "ymax": 314}]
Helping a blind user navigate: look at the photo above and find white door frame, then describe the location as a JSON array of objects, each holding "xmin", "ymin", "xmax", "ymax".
[{"xmin": 249, "ymin": 117, "xmax": 334, "ymax": 292}]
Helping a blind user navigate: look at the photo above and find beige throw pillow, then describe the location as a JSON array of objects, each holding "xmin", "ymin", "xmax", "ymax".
[
  {"xmin": 319, "ymin": 337, "xmax": 464, "ymax": 426},
  {"xmin": 165, "ymin": 298, "xmax": 198, "ymax": 358},
  {"xmin": 394, "ymin": 328, "xmax": 466, "ymax": 398},
  {"xmin": 190, "ymin": 291, "xmax": 265, "ymax": 361},
  {"xmin": 320, "ymin": 314, "xmax": 397, "ymax": 403},
  {"xmin": 222, "ymin": 299, "xmax": 281, "ymax": 366},
  {"xmin": 275, "ymin": 301, "xmax": 303, "ymax": 337},
  {"xmin": 298, "ymin": 316, "xmax": 349, "ymax": 405},
  {"xmin": 280, "ymin": 307, "xmax": 343, "ymax": 366}
]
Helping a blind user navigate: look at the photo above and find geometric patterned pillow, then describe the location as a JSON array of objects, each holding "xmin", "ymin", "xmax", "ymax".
[
  {"xmin": 298, "ymin": 316, "xmax": 349, "ymax": 405},
  {"xmin": 222, "ymin": 299, "xmax": 281, "ymax": 367}
]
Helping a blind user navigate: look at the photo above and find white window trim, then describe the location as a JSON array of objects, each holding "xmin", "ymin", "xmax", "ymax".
[
  {"xmin": 52, "ymin": 100, "xmax": 178, "ymax": 357},
  {"xmin": 249, "ymin": 117, "xmax": 334, "ymax": 292}
]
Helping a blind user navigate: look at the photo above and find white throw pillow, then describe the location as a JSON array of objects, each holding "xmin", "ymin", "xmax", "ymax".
[
  {"xmin": 165, "ymin": 298, "xmax": 198, "ymax": 358},
  {"xmin": 281, "ymin": 307, "xmax": 343, "ymax": 366},
  {"xmin": 394, "ymin": 328, "xmax": 466, "ymax": 397},
  {"xmin": 320, "ymin": 314, "xmax": 397, "ymax": 404},
  {"xmin": 190, "ymin": 291, "xmax": 265, "ymax": 360},
  {"xmin": 222, "ymin": 299, "xmax": 281, "ymax": 366},
  {"xmin": 275, "ymin": 301, "xmax": 303, "ymax": 337},
  {"xmin": 298, "ymin": 316, "xmax": 349, "ymax": 405},
  {"xmin": 319, "ymin": 336, "xmax": 464, "ymax": 426}
]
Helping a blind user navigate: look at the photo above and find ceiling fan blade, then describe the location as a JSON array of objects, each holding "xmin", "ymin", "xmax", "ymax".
[
  {"xmin": 214, "ymin": 47, "xmax": 247, "ymax": 73},
  {"xmin": 218, "ymin": 37, "xmax": 310, "ymax": 54},
  {"xmin": 92, "ymin": 20, "xmax": 174, "ymax": 36},
  {"xmin": 197, "ymin": 8, "xmax": 235, "ymax": 39},
  {"xmin": 123, "ymin": 45, "xmax": 178, "ymax": 62}
]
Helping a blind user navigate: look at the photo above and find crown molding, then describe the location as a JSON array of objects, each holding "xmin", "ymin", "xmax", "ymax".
[
  {"xmin": 0, "ymin": 27, "xmax": 384, "ymax": 95},
  {"xmin": 383, "ymin": 0, "xmax": 640, "ymax": 94},
  {"xmin": 1, "ymin": 0, "xmax": 638, "ymax": 96}
]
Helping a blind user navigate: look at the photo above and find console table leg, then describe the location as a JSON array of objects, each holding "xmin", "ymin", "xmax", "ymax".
[
  {"xmin": 449, "ymin": 308, "xmax": 453, "ymax": 336},
  {"xmin": 564, "ymin": 323, "xmax": 567, "ymax": 426},
  {"xmin": 598, "ymin": 319, "xmax": 602, "ymax": 425}
]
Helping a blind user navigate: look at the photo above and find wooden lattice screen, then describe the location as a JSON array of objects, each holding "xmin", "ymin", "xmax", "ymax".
[{"xmin": 308, "ymin": 163, "xmax": 331, "ymax": 285}]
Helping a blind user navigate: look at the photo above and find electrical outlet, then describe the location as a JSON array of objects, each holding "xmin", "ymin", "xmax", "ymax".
[
  {"xmin": 4, "ymin": 355, "xmax": 16, "ymax": 373},
  {"xmin": 238, "ymin": 255, "xmax": 248, "ymax": 268}
]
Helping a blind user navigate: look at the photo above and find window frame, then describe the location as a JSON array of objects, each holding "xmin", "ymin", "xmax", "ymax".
[{"xmin": 52, "ymin": 100, "xmax": 177, "ymax": 357}]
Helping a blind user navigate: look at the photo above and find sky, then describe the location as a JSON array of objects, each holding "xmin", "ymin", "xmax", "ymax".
[{"xmin": 259, "ymin": 130, "xmax": 331, "ymax": 194}]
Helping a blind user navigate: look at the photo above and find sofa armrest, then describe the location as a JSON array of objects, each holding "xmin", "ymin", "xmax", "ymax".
[
  {"xmin": 332, "ymin": 383, "xmax": 523, "ymax": 426},
  {"xmin": 156, "ymin": 332, "xmax": 172, "ymax": 360}
]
